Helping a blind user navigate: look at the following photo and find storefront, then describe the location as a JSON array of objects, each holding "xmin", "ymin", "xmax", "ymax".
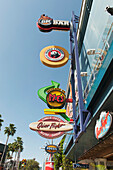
[{"xmin": 63, "ymin": 0, "xmax": 113, "ymax": 169}]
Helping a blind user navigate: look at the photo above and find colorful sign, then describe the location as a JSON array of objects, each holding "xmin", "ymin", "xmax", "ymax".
[
  {"xmin": 38, "ymin": 81, "xmax": 70, "ymax": 121},
  {"xmin": 45, "ymin": 144, "xmax": 59, "ymax": 154},
  {"xmin": 29, "ymin": 116, "xmax": 73, "ymax": 139},
  {"xmin": 38, "ymin": 81, "xmax": 60, "ymax": 104},
  {"xmin": 46, "ymin": 88, "xmax": 66, "ymax": 109},
  {"xmin": 45, "ymin": 48, "xmax": 64, "ymax": 62},
  {"xmin": 95, "ymin": 111, "xmax": 112, "ymax": 139},
  {"xmin": 21, "ymin": 159, "xmax": 27, "ymax": 167},
  {"xmin": 40, "ymin": 46, "xmax": 69, "ymax": 68},
  {"xmin": 37, "ymin": 14, "xmax": 70, "ymax": 32}
]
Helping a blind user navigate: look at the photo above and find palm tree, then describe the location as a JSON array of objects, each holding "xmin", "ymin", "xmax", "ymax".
[
  {"xmin": 0, "ymin": 123, "xmax": 16, "ymax": 166},
  {"xmin": 5, "ymin": 142, "xmax": 16, "ymax": 169},
  {"xmin": 0, "ymin": 114, "xmax": 4, "ymax": 130},
  {"xmin": 8, "ymin": 143, "xmax": 15, "ymax": 159},
  {"xmin": 12, "ymin": 137, "xmax": 23, "ymax": 170},
  {"xmin": 4, "ymin": 151, "xmax": 11, "ymax": 169},
  {"xmin": 11, "ymin": 141, "xmax": 19, "ymax": 170},
  {"xmin": 5, "ymin": 143, "xmax": 13, "ymax": 163},
  {"xmin": 15, "ymin": 137, "xmax": 23, "ymax": 169}
]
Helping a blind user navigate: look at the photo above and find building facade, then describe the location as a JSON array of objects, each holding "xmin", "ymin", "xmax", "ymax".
[
  {"xmin": 64, "ymin": 0, "xmax": 113, "ymax": 169},
  {"xmin": 0, "ymin": 143, "xmax": 8, "ymax": 169}
]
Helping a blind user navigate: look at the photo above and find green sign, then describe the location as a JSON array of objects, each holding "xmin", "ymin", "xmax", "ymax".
[
  {"xmin": 38, "ymin": 80, "xmax": 60, "ymax": 103},
  {"xmin": 38, "ymin": 80, "xmax": 70, "ymax": 121}
]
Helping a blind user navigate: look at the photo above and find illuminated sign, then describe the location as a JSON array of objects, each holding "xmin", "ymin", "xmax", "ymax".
[
  {"xmin": 95, "ymin": 111, "xmax": 112, "ymax": 139},
  {"xmin": 45, "ymin": 144, "xmax": 59, "ymax": 154},
  {"xmin": 40, "ymin": 46, "xmax": 69, "ymax": 68},
  {"xmin": 29, "ymin": 116, "xmax": 73, "ymax": 139},
  {"xmin": 37, "ymin": 14, "xmax": 70, "ymax": 32},
  {"xmin": 46, "ymin": 88, "xmax": 66, "ymax": 109}
]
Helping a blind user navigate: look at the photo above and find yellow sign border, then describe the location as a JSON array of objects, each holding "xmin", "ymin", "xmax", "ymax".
[
  {"xmin": 40, "ymin": 45, "xmax": 69, "ymax": 68},
  {"xmin": 46, "ymin": 89, "xmax": 66, "ymax": 109}
]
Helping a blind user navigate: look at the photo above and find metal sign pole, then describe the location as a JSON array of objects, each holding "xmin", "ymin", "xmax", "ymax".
[
  {"xmin": 71, "ymin": 11, "xmax": 91, "ymax": 138},
  {"xmin": 72, "ymin": 11, "xmax": 84, "ymax": 132},
  {"xmin": 70, "ymin": 29, "xmax": 77, "ymax": 140}
]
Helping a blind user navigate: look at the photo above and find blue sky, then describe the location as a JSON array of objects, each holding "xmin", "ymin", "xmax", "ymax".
[{"xmin": 0, "ymin": 0, "xmax": 82, "ymax": 167}]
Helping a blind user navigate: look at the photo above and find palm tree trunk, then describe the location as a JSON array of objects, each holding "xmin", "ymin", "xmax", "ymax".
[
  {"xmin": 15, "ymin": 148, "xmax": 20, "ymax": 170},
  {"xmin": 4, "ymin": 153, "xmax": 9, "ymax": 169},
  {"xmin": 12, "ymin": 151, "xmax": 17, "ymax": 170},
  {"xmin": 0, "ymin": 135, "xmax": 9, "ymax": 166}
]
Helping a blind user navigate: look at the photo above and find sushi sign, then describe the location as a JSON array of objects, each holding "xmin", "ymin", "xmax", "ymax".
[
  {"xmin": 37, "ymin": 14, "xmax": 70, "ymax": 32},
  {"xmin": 29, "ymin": 116, "xmax": 73, "ymax": 139}
]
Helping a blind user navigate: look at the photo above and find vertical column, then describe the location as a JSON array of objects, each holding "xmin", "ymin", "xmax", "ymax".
[
  {"xmin": 70, "ymin": 29, "xmax": 77, "ymax": 140},
  {"xmin": 72, "ymin": 11, "xmax": 84, "ymax": 132}
]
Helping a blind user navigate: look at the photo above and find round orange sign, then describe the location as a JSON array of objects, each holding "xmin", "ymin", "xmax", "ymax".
[
  {"xmin": 40, "ymin": 45, "xmax": 69, "ymax": 68},
  {"xmin": 46, "ymin": 89, "xmax": 66, "ymax": 109}
]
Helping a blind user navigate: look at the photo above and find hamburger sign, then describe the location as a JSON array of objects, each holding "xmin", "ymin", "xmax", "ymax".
[{"xmin": 29, "ymin": 116, "xmax": 73, "ymax": 139}]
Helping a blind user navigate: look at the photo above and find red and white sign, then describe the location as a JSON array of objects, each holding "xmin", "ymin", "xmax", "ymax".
[
  {"xmin": 29, "ymin": 116, "xmax": 73, "ymax": 139},
  {"xmin": 40, "ymin": 45, "xmax": 69, "ymax": 68},
  {"xmin": 95, "ymin": 111, "xmax": 112, "ymax": 139},
  {"xmin": 37, "ymin": 14, "xmax": 70, "ymax": 32},
  {"xmin": 45, "ymin": 162, "xmax": 54, "ymax": 170},
  {"xmin": 45, "ymin": 48, "xmax": 65, "ymax": 62}
]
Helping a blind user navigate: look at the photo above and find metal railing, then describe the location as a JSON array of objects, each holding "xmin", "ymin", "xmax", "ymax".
[{"xmin": 83, "ymin": 22, "xmax": 113, "ymax": 100}]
